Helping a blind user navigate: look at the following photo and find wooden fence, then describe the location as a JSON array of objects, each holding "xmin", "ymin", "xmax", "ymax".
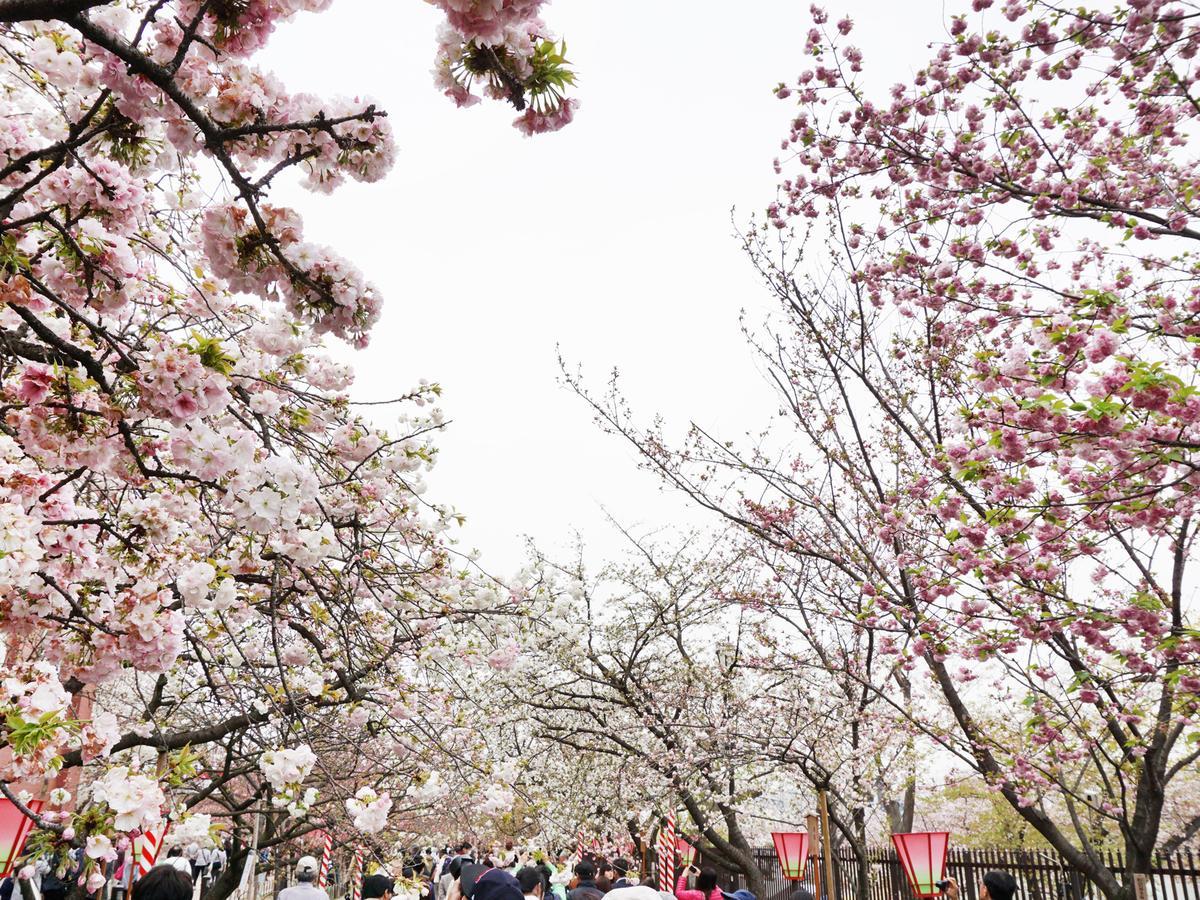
[{"xmin": 691, "ymin": 846, "xmax": 1200, "ymax": 900}]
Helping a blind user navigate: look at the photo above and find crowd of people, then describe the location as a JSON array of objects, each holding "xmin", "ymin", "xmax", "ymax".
[
  {"xmin": 124, "ymin": 853, "xmax": 1018, "ymax": 900},
  {"xmin": 289, "ymin": 848, "xmax": 1018, "ymax": 900},
  {"xmin": 1, "ymin": 837, "xmax": 1019, "ymax": 900},
  {"xmin": 334, "ymin": 843, "xmax": 757, "ymax": 900}
]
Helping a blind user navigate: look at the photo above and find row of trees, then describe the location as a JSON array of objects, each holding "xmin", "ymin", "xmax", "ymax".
[{"xmin": 450, "ymin": 5, "xmax": 1200, "ymax": 900}]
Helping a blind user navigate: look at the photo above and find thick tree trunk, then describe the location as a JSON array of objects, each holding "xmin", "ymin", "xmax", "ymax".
[
  {"xmin": 923, "ymin": 654, "xmax": 1126, "ymax": 900},
  {"xmin": 679, "ymin": 794, "xmax": 765, "ymax": 900}
]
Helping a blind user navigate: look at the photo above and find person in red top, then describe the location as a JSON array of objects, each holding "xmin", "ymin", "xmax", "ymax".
[{"xmin": 675, "ymin": 867, "xmax": 721, "ymax": 900}]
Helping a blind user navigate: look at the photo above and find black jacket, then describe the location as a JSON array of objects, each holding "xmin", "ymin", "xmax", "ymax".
[{"xmin": 569, "ymin": 881, "xmax": 605, "ymax": 900}]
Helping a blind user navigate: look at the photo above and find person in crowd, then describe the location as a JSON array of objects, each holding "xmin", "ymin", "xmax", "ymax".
[
  {"xmin": 674, "ymin": 866, "xmax": 721, "ymax": 900},
  {"xmin": 195, "ymin": 844, "xmax": 216, "ymax": 893},
  {"xmin": 363, "ymin": 874, "xmax": 397, "ymax": 900},
  {"xmin": 569, "ymin": 862, "xmax": 604, "ymax": 900},
  {"xmin": 277, "ymin": 856, "xmax": 329, "ymax": 900},
  {"xmin": 211, "ymin": 842, "xmax": 228, "ymax": 887},
  {"xmin": 503, "ymin": 843, "xmax": 520, "ymax": 871},
  {"xmin": 596, "ymin": 863, "xmax": 617, "ymax": 894},
  {"xmin": 440, "ymin": 856, "xmax": 465, "ymax": 900},
  {"xmin": 517, "ymin": 867, "xmax": 545, "ymax": 900},
  {"xmin": 788, "ymin": 889, "xmax": 814, "ymax": 900},
  {"xmin": 184, "ymin": 842, "xmax": 201, "ymax": 882},
  {"xmin": 163, "ymin": 848, "xmax": 194, "ymax": 876},
  {"xmin": 548, "ymin": 859, "xmax": 572, "ymax": 900},
  {"xmin": 402, "ymin": 860, "xmax": 433, "ymax": 900},
  {"xmin": 535, "ymin": 860, "xmax": 555, "ymax": 900},
  {"xmin": 720, "ymin": 890, "xmax": 756, "ymax": 900},
  {"xmin": 473, "ymin": 870, "xmax": 524, "ymax": 900},
  {"xmin": 139, "ymin": 865, "xmax": 195, "ymax": 900},
  {"xmin": 112, "ymin": 846, "xmax": 132, "ymax": 900},
  {"xmin": 608, "ymin": 860, "xmax": 635, "ymax": 891},
  {"xmin": 432, "ymin": 852, "xmax": 448, "ymax": 897},
  {"xmin": 605, "ymin": 889, "xmax": 662, "ymax": 900},
  {"xmin": 944, "ymin": 873, "xmax": 1018, "ymax": 900}
]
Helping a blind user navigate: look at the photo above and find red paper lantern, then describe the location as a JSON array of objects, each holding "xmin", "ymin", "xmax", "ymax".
[
  {"xmin": 0, "ymin": 799, "xmax": 43, "ymax": 878},
  {"xmin": 676, "ymin": 837, "xmax": 696, "ymax": 868},
  {"xmin": 770, "ymin": 832, "xmax": 809, "ymax": 882},
  {"xmin": 891, "ymin": 832, "xmax": 950, "ymax": 899}
]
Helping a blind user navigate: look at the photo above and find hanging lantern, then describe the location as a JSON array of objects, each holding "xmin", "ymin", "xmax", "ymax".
[
  {"xmin": 676, "ymin": 837, "xmax": 697, "ymax": 868},
  {"xmin": 770, "ymin": 832, "xmax": 809, "ymax": 882},
  {"xmin": 0, "ymin": 799, "xmax": 43, "ymax": 878},
  {"xmin": 891, "ymin": 832, "xmax": 950, "ymax": 898}
]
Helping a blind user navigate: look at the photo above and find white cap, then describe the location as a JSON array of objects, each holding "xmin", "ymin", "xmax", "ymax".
[{"xmin": 297, "ymin": 857, "xmax": 320, "ymax": 877}]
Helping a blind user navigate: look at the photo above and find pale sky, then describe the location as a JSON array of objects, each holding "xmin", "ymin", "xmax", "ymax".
[{"xmin": 264, "ymin": 0, "xmax": 950, "ymax": 573}]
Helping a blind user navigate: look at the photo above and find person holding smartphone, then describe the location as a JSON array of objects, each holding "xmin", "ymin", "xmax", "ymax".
[{"xmin": 674, "ymin": 866, "xmax": 721, "ymax": 900}]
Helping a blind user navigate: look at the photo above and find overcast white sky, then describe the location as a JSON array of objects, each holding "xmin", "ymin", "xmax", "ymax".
[{"xmin": 264, "ymin": 1, "xmax": 950, "ymax": 573}]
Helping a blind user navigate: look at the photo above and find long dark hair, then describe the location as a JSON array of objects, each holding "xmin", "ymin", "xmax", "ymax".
[{"xmin": 697, "ymin": 869, "xmax": 719, "ymax": 894}]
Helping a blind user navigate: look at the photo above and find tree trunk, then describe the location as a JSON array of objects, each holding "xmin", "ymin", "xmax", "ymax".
[
  {"xmin": 206, "ymin": 849, "xmax": 251, "ymax": 900},
  {"xmin": 679, "ymin": 794, "xmax": 765, "ymax": 900},
  {"xmin": 855, "ymin": 852, "xmax": 869, "ymax": 900}
]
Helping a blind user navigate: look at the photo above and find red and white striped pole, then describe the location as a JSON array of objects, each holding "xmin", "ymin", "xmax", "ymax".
[
  {"xmin": 316, "ymin": 831, "xmax": 333, "ymax": 889},
  {"xmin": 576, "ymin": 831, "xmax": 584, "ymax": 861},
  {"xmin": 349, "ymin": 847, "xmax": 364, "ymax": 900},
  {"xmin": 137, "ymin": 825, "xmax": 170, "ymax": 877},
  {"xmin": 657, "ymin": 812, "xmax": 676, "ymax": 892}
]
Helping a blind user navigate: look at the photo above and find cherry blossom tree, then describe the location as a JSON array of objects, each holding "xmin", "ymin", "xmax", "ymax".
[
  {"xmin": 765, "ymin": 1, "xmax": 1200, "ymax": 886},
  {"xmin": 739, "ymin": 547, "xmax": 918, "ymax": 900},
  {"xmin": 467, "ymin": 531, "xmax": 816, "ymax": 900},
  {"xmin": 0, "ymin": 0, "xmax": 577, "ymax": 885},
  {"xmin": 566, "ymin": 0, "xmax": 1200, "ymax": 895}
]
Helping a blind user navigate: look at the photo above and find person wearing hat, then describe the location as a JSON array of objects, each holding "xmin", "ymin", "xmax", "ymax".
[
  {"xmin": 440, "ymin": 857, "xmax": 466, "ymax": 900},
  {"xmin": 568, "ymin": 862, "xmax": 604, "ymax": 900},
  {"xmin": 944, "ymin": 872, "xmax": 1018, "ymax": 900},
  {"xmin": 605, "ymin": 888, "xmax": 661, "ymax": 900},
  {"xmin": 471, "ymin": 869, "xmax": 525, "ymax": 900},
  {"xmin": 277, "ymin": 857, "xmax": 329, "ymax": 900},
  {"xmin": 720, "ymin": 889, "xmax": 756, "ymax": 900}
]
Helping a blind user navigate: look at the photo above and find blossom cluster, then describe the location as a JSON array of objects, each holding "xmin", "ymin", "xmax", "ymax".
[
  {"xmin": 261, "ymin": 745, "xmax": 320, "ymax": 817},
  {"xmin": 429, "ymin": 0, "xmax": 579, "ymax": 132},
  {"xmin": 345, "ymin": 787, "xmax": 393, "ymax": 833}
]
